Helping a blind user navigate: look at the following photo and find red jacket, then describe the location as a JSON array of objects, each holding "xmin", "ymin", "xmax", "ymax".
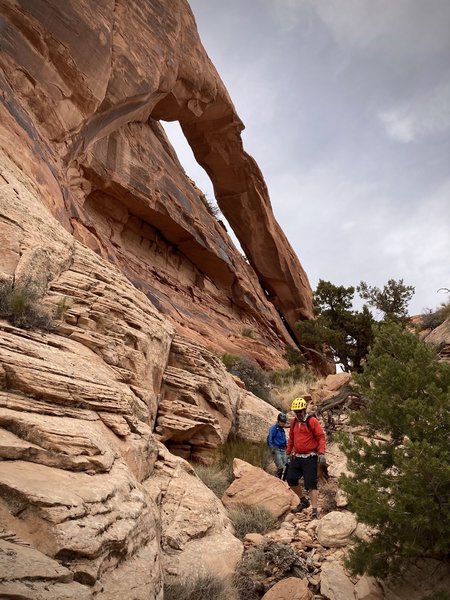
[{"xmin": 286, "ymin": 416, "xmax": 326, "ymax": 455}]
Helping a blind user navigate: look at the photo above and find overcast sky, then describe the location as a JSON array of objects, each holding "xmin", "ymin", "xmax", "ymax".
[{"xmin": 163, "ymin": 0, "xmax": 450, "ymax": 316}]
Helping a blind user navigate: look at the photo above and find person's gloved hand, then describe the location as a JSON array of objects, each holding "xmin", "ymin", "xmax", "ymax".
[{"xmin": 318, "ymin": 454, "xmax": 327, "ymax": 465}]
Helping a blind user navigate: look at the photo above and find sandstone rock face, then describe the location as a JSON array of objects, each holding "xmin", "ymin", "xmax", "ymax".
[
  {"xmin": 0, "ymin": 0, "xmax": 320, "ymax": 596},
  {"xmin": 320, "ymin": 560, "xmax": 357, "ymax": 600},
  {"xmin": 145, "ymin": 445, "xmax": 243, "ymax": 579},
  {"xmin": 423, "ymin": 317, "xmax": 450, "ymax": 362},
  {"xmin": 0, "ymin": 0, "xmax": 315, "ymax": 369},
  {"xmin": 222, "ymin": 458, "xmax": 298, "ymax": 518},
  {"xmin": 0, "ymin": 129, "xmax": 243, "ymax": 596},
  {"xmin": 156, "ymin": 335, "xmax": 243, "ymax": 463}
]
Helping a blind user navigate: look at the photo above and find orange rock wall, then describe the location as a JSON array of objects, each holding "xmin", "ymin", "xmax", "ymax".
[{"xmin": 0, "ymin": 0, "xmax": 314, "ymax": 368}]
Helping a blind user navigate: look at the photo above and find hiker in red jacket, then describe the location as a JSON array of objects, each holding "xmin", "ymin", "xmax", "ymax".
[{"xmin": 286, "ymin": 396, "xmax": 326, "ymax": 519}]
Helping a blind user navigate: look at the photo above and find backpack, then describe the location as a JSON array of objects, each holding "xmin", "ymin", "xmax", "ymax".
[
  {"xmin": 269, "ymin": 414, "xmax": 316, "ymax": 446},
  {"xmin": 289, "ymin": 414, "xmax": 316, "ymax": 438}
]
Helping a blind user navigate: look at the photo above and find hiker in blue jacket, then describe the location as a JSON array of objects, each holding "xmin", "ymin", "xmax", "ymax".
[{"xmin": 268, "ymin": 412, "xmax": 288, "ymax": 477}]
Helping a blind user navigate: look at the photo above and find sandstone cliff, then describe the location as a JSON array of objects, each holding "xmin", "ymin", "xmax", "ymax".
[
  {"xmin": 0, "ymin": 0, "xmax": 316, "ymax": 597},
  {"xmin": 0, "ymin": 0, "xmax": 315, "ymax": 369}
]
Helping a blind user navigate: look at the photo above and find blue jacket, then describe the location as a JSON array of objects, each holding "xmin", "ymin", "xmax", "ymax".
[{"xmin": 268, "ymin": 424, "xmax": 287, "ymax": 449}]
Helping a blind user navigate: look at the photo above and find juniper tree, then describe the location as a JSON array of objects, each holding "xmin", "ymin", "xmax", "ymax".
[
  {"xmin": 357, "ymin": 278, "xmax": 414, "ymax": 323},
  {"xmin": 296, "ymin": 279, "xmax": 415, "ymax": 373},
  {"xmin": 296, "ymin": 280, "xmax": 375, "ymax": 372},
  {"xmin": 339, "ymin": 321, "xmax": 450, "ymax": 577}
]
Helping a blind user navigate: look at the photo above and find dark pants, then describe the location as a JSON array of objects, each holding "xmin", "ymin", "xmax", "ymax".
[{"xmin": 286, "ymin": 455, "xmax": 318, "ymax": 490}]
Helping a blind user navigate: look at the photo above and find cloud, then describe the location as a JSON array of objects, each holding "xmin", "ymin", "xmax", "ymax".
[
  {"xmin": 175, "ymin": 0, "xmax": 450, "ymax": 317},
  {"xmin": 378, "ymin": 81, "xmax": 450, "ymax": 143},
  {"xmin": 273, "ymin": 0, "xmax": 450, "ymax": 56},
  {"xmin": 378, "ymin": 111, "xmax": 415, "ymax": 143}
]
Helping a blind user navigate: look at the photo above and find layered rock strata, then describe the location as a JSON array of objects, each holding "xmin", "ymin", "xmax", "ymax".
[
  {"xmin": 0, "ymin": 0, "xmax": 315, "ymax": 367},
  {"xmin": 0, "ymin": 140, "xmax": 260, "ymax": 596},
  {"xmin": 0, "ymin": 0, "xmax": 318, "ymax": 596}
]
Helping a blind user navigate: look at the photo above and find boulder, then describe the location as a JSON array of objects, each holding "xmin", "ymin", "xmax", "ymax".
[
  {"xmin": 262, "ymin": 576, "xmax": 313, "ymax": 600},
  {"xmin": 320, "ymin": 560, "xmax": 356, "ymax": 600},
  {"xmin": 355, "ymin": 576, "xmax": 384, "ymax": 600},
  {"xmin": 236, "ymin": 391, "xmax": 280, "ymax": 443},
  {"xmin": 317, "ymin": 511, "xmax": 357, "ymax": 547},
  {"xmin": 0, "ymin": 539, "xmax": 92, "ymax": 600},
  {"xmin": 222, "ymin": 459, "xmax": 298, "ymax": 518}
]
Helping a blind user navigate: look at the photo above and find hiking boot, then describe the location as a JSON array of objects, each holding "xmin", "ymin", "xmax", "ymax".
[
  {"xmin": 311, "ymin": 508, "xmax": 319, "ymax": 520},
  {"xmin": 292, "ymin": 496, "xmax": 310, "ymax": 513}
]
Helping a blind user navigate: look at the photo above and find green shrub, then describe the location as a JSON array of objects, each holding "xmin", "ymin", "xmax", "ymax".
[
  {"xmin": 420, "ymin": 301, "xmax": 450, "ymax": 331},
  {"xmin": 55, "ymin": 296, "xmax": 69, "ymax": 320},
  {"xmin": 228, "ymin": 505, "xmax": 278, "ymax": 540},
  {"xmin": 195, "ymin": 464, "xmax": 232, "ymax": 499},
  {"xmin": 242, "ymin": 327, "xmax": 256, "ymax": 338},
  {"xmin": 0, "ymin": 280, "xmax": 53, "ymax": 330},
  {"xmin": 339, "ymin": 321, "xmax": 450, "ymax": 577},
  {"xmin": 164, "ymin": 573, "xmax": 230, "ymax": 600},
  {"xmin": 283, "ymin": 344, "xmax": 305, "ymax": 366},
  {"xmin": 227, "ymin": 356, "xmax": 270, "ymax": 401},
  {"xmin": 222, "ymin": 352, "xmax": 239, "ymax": 370}
]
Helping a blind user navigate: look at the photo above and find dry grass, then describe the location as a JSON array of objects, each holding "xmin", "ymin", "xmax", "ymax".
[
  {"xmin": 0, "ymin": 280, "xmax": 53, "ymax": 330},
  {"xmin": 228, "ymin": 504, "xmax": 279, "ymax": 540},
  {"xmin": 164, "ymin": 573, "xmax": 231, "ymax": 600},
  {"xmin": 274, "ymin": 375, "xmax": 325, "ymax": 412},
  {"xmin": 195, "ymin": 464, "xmax": 232, "ymax": 499}
]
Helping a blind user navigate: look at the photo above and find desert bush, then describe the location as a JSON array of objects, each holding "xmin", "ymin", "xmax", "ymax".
[
  {"xmin": 242, "ymin": 327, "xmax": 256, "ymax": 338},
  {"xmin": 233, "ymin": 540, "xmax": 307, "ymax": 599},
  {"xmin": 194, "ymin": 464, "xmax": 231, "ymax": 499},
  {"xmin": 420, "ymin": 300, "xmax": 450, "ymax": 331},
  {"xmin": 226, "ymin": 356, "xmax": 270, "ymax": 401},
  {"xmin": 272, "ymin": 376, "xmax": 322, "ymax": 413},
  {"xmin": 270, "ymin": 364, "xmax": 315, "ymax": 387},
  {"xmin": 164, "ymin": 573, "xmax": 230, "ymax": 600},
  {"xmin": 55, "ymin": 296, "xmax": 69, "ymax": 320},
  {"xmin": 283, "ymin": 344, "xmax": 305, "ymax": 366},
  {"xmin": 222, "ymin": 352, "xmax": 239, "ymax": 370},
  {"xmin": 199, "ymin": 193, "xmax": 221, "ymax": 219},
  {"xmin": 0, "ymin": 280, "xmax": 53, "ymax": 330},
  {"xmin": 228, "ymin": 505, "xmax": 278, "ymax": 540}
]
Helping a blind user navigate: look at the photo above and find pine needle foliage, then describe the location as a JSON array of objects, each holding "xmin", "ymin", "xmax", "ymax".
[{"xmin": 338, "ymin": 321, "xmax": 450, "ymax": 577}]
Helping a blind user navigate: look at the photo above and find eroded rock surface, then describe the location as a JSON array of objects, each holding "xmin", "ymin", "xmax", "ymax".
[
  {"xmin": 0, "ymin": 0, "xmax": 323, "ymax": 596},
  {"xmin": 0, "ymin": 0, "xmax": 315, "ymax": 369},
  {"xmin": 0, "ymin": 131, "xmax": 245, "ymax": 596},
  {"xmin": 222, "ymin": 459, "xmax": 298, "ymax": 518}
]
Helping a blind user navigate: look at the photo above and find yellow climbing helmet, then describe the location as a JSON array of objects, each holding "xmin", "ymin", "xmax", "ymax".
[{"xmin": 291, "ymin": 397, "xmax": 307, "ymax": 411}]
